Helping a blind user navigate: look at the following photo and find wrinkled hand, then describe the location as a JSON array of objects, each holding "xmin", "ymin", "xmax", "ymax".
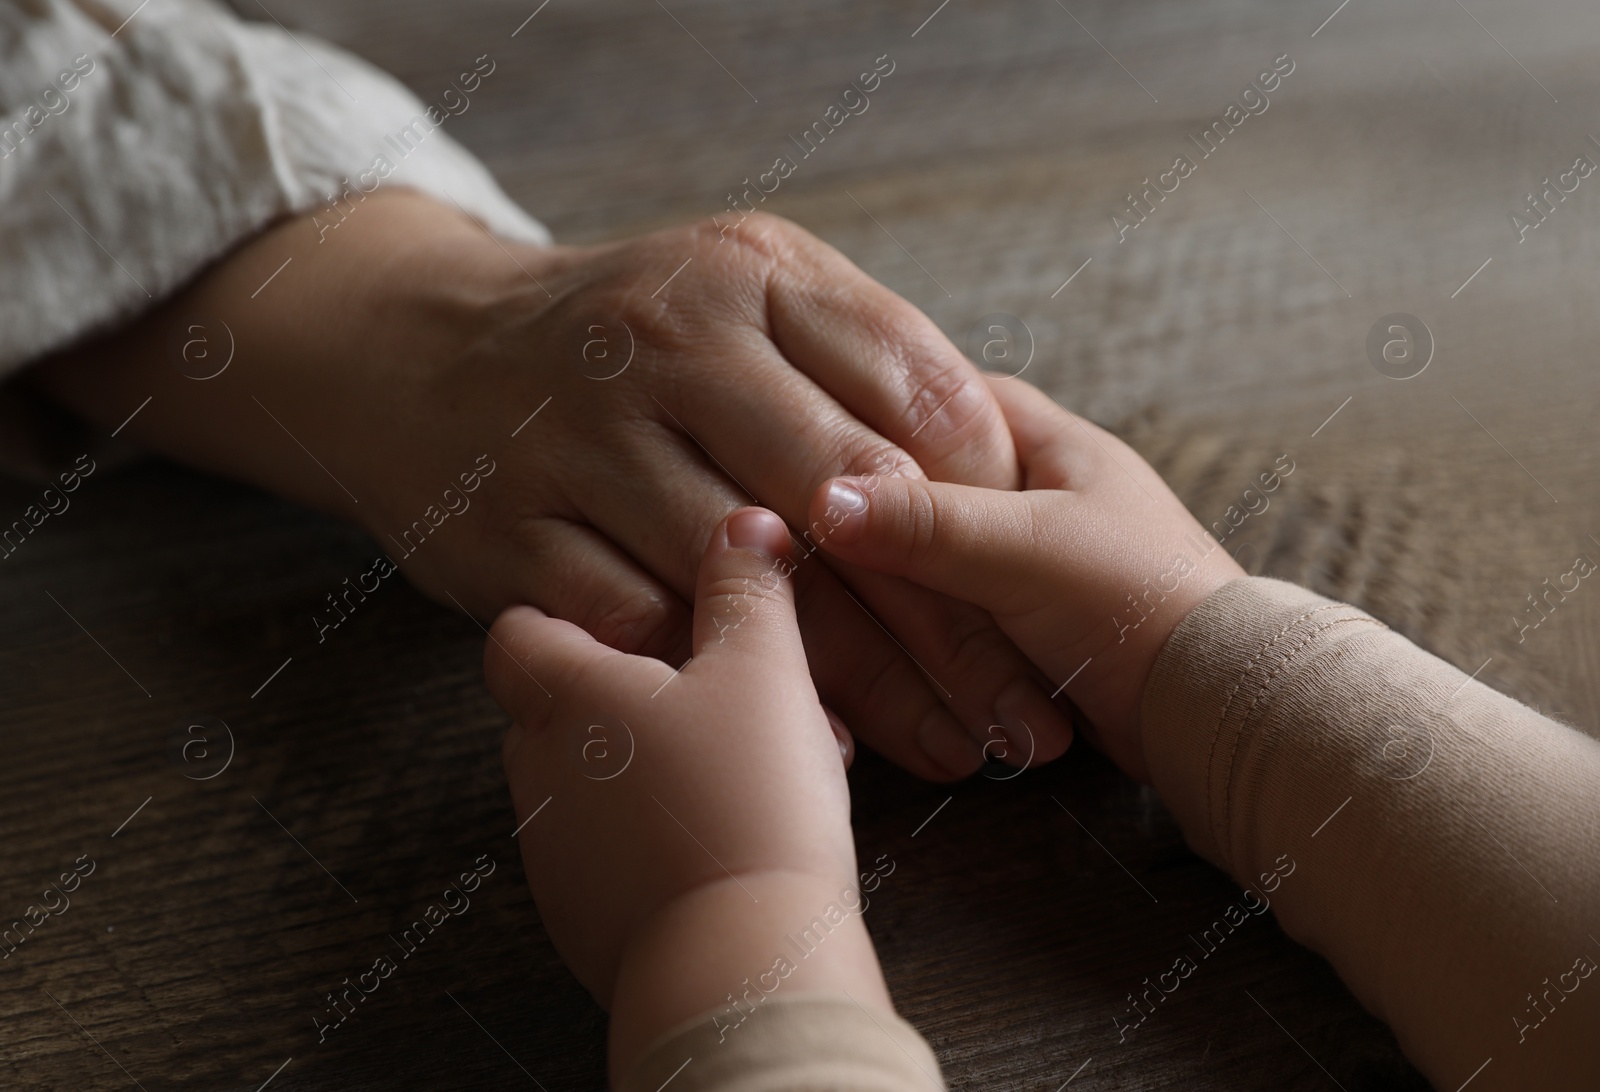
[
  {"xmin": 36, "ymin": 192, "xmax": 1073, "ymax": 777},
  {"xmin": 808, "ymin": 377, "xmax": 1246, "ymax": 782},
  {"xmin": 381, "ymin": 205, "xmax": 1072, "ymax": 778}
]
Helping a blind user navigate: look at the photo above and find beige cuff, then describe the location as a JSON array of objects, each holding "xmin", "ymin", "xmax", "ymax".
[
  {"xmin": 1140, "ymin": 577, "xmax": 1382, "ymax": 871},
  {"xmin": 621, "ymin": 993, "xmax": 945, "ymax": 1092},
  {"xmin": 1139, "ymin": 575, "xmax": 1600, "ymax": 1090}
]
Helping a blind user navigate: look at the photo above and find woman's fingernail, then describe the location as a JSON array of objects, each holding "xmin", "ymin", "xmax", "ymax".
[
  {"xmin": 992, "ymin": 678, "xmax": 1073, "ymax": 765},
  {"xmin": 823, "ymin": 480, "xmax": 868, "ymax": 546},
  {"xmin": 726, "ymin": 508, "xmax": 790, "ymax": 557},
  {"xmin": 916, "ymin": 707, "xmax": 983, "ymax": 779}
]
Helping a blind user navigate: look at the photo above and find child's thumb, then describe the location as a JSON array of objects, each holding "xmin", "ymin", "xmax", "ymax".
[
  {"xmin": 690, "ymin": 508, "xmax": 807, "ymax": 669},
  {"xmin": 808, "ymin": 476, "xmax": 1044, "ymax": 610}
]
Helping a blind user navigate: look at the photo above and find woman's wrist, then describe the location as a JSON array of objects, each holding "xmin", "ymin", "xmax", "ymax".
[
  {"xmin": 31, "ymin": 190, "xmax": 552, "ymax": 530},
  {"xmin": 606, "ymin": 868, "xmax": 892, "ymax": 1082}
]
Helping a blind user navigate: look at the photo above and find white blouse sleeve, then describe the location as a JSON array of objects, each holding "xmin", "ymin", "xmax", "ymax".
[{"xmin": 0, "ymin": 0, "xmax": 550, "ymax": 378}]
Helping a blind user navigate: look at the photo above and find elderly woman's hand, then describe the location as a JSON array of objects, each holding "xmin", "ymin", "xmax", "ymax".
[{"xmin": 33, "ymin": 190, "xmax": 1073, "ymax": 779}]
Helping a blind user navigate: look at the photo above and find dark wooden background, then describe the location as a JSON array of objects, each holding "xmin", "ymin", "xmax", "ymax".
[{"xmin": 4, "ymin": 0, "xmax": 1599, "ymax": 1088}]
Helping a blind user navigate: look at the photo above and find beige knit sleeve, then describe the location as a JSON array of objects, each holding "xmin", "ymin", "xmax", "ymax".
[
  {"xmin": 1143, "ymin": 577, "xmax": 1600, "ymax": 1091},
  {"xmin": 619, "ymin": 994, "xmax": 944, "ymax": 1092}
]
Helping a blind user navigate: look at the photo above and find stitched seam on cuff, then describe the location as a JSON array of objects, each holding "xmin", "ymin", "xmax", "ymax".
[
  {"xmin": 1200, "ymin": 603, "xmax": 1351, "ymax": 817},
  {"xmin": 1215, "ymin": 614, "xmax": 1386, "ymax": 852}
]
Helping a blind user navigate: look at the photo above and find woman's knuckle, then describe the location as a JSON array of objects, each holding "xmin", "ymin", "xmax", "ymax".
[
  {"xmin": 738, "ymin": 212, "xmax": 802, "ymax": 257},
  {"xmin": 609, "ymin": 286, "xmax": 691, "ymax": 352},
  {"xmin": 899, "ymin": 357, "xmax": 975, "ymax": 439},
  {"xmin": 586, "ymin": 585, "xmax": 680, "ymax": 656},
  {"xmin": 936, "ymin": 613, "xmax": 1012, "ymax": 678},
  {"xmin": 838, "ymin": 436, "xmax": 915, "ymax": 482},
  {"xmin": 842, "ymin": 642, "xmax": 921, "ymax": 721}
]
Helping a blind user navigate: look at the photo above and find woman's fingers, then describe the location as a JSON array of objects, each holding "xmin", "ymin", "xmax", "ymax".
[
  {"xmin": 570, "ymin": 432, "xmax": 983, "ymax": 781},
  {"xmin": 525, "ymin": 217, "xmax": 1062, "ymax": 780},
  {"xmin": 660, "ymin": 218, "xmax": 1017, "ymax": 512},
  {"xmin": 638, "ymin": 338, "xmax": 1062, "ymax": 771},
  {"xmin": 821, "ymin": 560, "xmax": 1073, "ymax": 765},
  {"xmin": 798, "ymin": 564, "xmax": 985, "ymax": 780},
  {"xmin": 481, "ymin": 516, "xmax": 692, "ymax": 664},
  {"xmin": 756, "ymin": 216, "xmax": 1020, "ymax": 491}
]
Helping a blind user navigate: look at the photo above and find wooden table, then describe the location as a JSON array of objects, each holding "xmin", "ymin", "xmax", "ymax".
[{"xmin": 5, "ymin": 0, "xmax": 1597, "ymax": 1087}]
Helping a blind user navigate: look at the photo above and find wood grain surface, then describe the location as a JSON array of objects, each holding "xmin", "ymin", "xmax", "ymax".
[{"xmin": 4, "ymin": 0, "xmax": 1598, "ymax": 1088}]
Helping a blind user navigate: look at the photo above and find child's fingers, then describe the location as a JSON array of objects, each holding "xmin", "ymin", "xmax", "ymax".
[
  {"xmin": 483, "ymin": 604, "xmax": 625, "ymax": 729},
  {"xmin": 985, "ymin": 374, "xmax": 1167, "ymax": 497},
  {"xmin": 807, "ymin": 475, "xmax": 1058, "ymax": 613},
  {"xmin": 690, "ymin": 508, "xmax": 807, "ymax": 673}
]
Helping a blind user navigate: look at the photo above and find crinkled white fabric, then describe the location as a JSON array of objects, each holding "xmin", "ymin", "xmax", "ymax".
[{"xmin": 0, "ymin": 0, "xmax": 550, "ymax": 377}]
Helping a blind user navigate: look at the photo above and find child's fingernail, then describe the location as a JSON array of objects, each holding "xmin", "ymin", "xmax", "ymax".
[
  {"xmin": 726, "ymin": 508, "xmax": 790, "ymax": 557},
  {"xmin": 916, "ymin": 707, "xmax": 983, "ymax": 778},
  {"xmin": 824, "ymin": 480, "xmax": 868, "ymax": 545},
  {"xmin": 823, "ymin": 706, "xmax": 854, "ymax": 767},
  {"xmin": 993, "ymin": 679, "xmax": 1073, "ymax": 764}
]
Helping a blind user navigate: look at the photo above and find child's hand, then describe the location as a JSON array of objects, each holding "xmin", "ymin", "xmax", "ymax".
[
  {"xmin": 809, "ymin": 378, "xmax": 1246, "ymax": 782},
  {"xmin": 486, "ymin": 508, "xmax": 891, "ymax": 1079}
]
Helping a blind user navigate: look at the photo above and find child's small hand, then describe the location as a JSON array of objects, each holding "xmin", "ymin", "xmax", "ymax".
[
  {"xmin": 809, "ymin": 378, "xmax": 1246, "ymax": 782},
  {"xmin": 486, "ymin": 508, "xmax": 890, "ymax": 1078}
]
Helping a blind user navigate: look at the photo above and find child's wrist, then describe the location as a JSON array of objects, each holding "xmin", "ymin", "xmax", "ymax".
[
  {"xmin": 606, "ymin": 868, "xmax": 891, "ymax": 1082},
  {"xmin": 1068, "ymin": 557, "xmax": 1247, "ymax": 782}
]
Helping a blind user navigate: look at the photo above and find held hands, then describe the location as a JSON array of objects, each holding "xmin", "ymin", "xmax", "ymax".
[
  {"xmin": 38, "ymin": 192, "xmax": 1072, "ymax": 783},
  {"xmin": 808, "ymin": 376, "xmax": 1246, "ymax": 782},
  {"xmin": 486, "ymin": 509, "xmax": 891, "ymax": 1078},
  {"xmin": 425, "ymin": 209, "xmax": 1074, "ymax": 781},
  {"xmin": 481, "ymin": 381, "xmax": 1238, "ymax": 1077}
]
